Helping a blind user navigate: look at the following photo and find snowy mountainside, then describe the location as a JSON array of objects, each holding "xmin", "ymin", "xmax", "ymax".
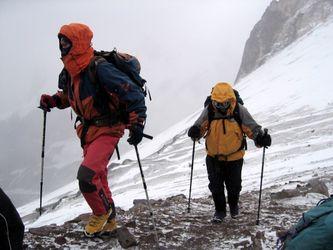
[
  {"xmin": 236, "ymin": 0, "xmax": 333, "ymax": 81},
  {"xmin": 20, "ymin": 17, "xmax": 333, "ymax": 248}
]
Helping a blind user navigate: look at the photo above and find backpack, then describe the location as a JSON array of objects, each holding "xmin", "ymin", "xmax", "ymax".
[
  {"xmin": 58, "ymin": 49, "xmax": 149, "ymax": 119},
  {"xmin": 58, "ymin": 49, "xmax": 148, "ymax": 147},
  {"xmin": 278, "ymin": 196, "xmax": 333, "ymax": 250},
  {"xmin": 90, "ymin": 49, "xmax": 152, "ymax": 121},
  {"xmin": 89, "ymin": 49, "xmax": 151, "ymax": 100},
  {"xmin": 204, "ymin": 89, "xmax": 244, "ymax": 108}
]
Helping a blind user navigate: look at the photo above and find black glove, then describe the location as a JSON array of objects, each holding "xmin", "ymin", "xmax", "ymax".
[
  {"xmin": 128, "ymin": 124, "xmax": 144, "ymax": 146},
  {"xmin": 255, "ymin": 129, "xmax": 272, "ymax": 147},
  {"xmin": 188, "ymin": 125, "xmax": 201, "ymax": 140}
]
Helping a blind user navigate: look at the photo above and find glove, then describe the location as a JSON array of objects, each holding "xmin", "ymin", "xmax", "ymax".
[
  {"xmin": 127, "ymin": 124, "xmax": 144, "ymax": 146},
  {"xmin": 40, "ymin": 94, "xmax": 57, "ymax": 112},
  {"xmin": 255, "ymin": 130, "xmax": 272, "ymax": 147},
  {"xmin": 188, "ymin": 125, "xmax": 201, "ymax": 140}
]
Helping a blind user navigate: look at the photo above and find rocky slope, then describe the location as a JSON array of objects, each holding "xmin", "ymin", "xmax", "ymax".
[
  {"xmin": 23, "ymin": 178, "xmax": 331, "ymax": 249},
  {"xmin": 235, "ymin": 0, "xmax": 333, "ymax": 82}
]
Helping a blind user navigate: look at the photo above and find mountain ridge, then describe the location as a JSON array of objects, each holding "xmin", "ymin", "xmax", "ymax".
[{"xmin": 235, "ymin": 0, "xmax": 333, "ymax": 82}]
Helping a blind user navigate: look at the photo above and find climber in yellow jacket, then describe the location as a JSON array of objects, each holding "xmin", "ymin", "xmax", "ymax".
[{"xmin": 188, "ymin": 82, "xmax": 271, "ymax": 223}]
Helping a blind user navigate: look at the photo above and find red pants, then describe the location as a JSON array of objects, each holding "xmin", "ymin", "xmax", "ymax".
[{"xmin": 77, "ymin": 134, "xmax": 119, "ymax": 215}]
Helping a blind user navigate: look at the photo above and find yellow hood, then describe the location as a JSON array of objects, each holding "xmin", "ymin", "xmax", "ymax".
[{"xmin": 211, "ymin": 82, "xmax": 237, "ymax": 113}]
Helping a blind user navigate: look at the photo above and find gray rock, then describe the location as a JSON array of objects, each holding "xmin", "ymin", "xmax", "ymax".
[
  {"xmin": 236, "ymin": 0, "xmax": 333, "ymax": 82},
  {"xmin": 133, "ymin": 199, "xmax": 148, "ymax": 206},
  {"xmin": 54, "ymin": 236, "xmax": 67, "ymax": 245},
  {"xmin": 251, "ymin": 231, "xmax": 265, "ymax": 250},
  {"xmin": 305, "ymin": 178, "xmax": 329, "ymax": 197},
  {"xmin": 117, "ymin": 226, "xmax": 139, "ymax": 248},
  {"xmin": 271, "ymin": 178, "xmax": 329, "ymax": 199},
  {"xmin": 234, "ymin": 240, "xmax": 251, "ymax": 248},
  {"xmin": 270, "ymin": 188, "xmax": 301, "ymax": 199}
]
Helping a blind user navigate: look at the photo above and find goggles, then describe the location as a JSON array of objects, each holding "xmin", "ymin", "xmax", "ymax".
[{"xmin": 212, "ymin": 100, "xmax": 231, "ymax": 112}]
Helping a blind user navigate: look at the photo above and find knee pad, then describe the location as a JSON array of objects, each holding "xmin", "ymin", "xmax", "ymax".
[{"xmin": 77, "ymin": 165, "xmax": 96, "ymax": 193}]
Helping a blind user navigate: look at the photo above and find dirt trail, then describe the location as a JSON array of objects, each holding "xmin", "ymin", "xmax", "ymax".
[{"xmin": 24, "ymin": 183, "xmax": 326, "ymax": 250}]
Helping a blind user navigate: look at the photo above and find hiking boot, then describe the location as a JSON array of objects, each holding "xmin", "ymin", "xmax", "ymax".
[
  {"xmin": 211, "ymin": 211, "xmax": 226, "ymax": 223},
  {"xmin": 99, "ymin": 218, "xmax": 118, "ymax": 237},
  {"xmin": 230, "ymin": 205, "xmax": 239, "ymax": 219},
  {"xmin": 84, "ymin": 208, "xmax": 112, "ymax": 237}
]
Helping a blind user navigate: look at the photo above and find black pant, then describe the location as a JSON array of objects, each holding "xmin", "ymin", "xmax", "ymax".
[
  {"xmin": 206, "ymin": 156, "xmax": 243, "ymax": 212},
  {"xmin": 0, "ymin": 188, "xmax": 25, "ymax": 250}
]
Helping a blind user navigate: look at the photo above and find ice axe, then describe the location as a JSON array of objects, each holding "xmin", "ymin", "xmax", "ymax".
[{"xmin": 256, "ymin": 128, "xmax": 268, "ymax": 225}]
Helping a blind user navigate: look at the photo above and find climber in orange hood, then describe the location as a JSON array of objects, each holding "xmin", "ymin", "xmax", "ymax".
[
  {"xmin": 58, "ymin": 23, "xmax": 94, "ymax": 76},
  {"xmin": 40, "ymin": 23, "xmax": 147, "ymax": 237}
]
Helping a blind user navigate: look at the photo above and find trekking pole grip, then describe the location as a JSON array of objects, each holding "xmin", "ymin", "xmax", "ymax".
[{"xmin": 263, "ymin": 128, "xmax": 268, "ymax": 149}]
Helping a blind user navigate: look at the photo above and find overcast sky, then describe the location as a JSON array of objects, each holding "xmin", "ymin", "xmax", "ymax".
[{"xmin": 0, "ymin": 0, "xmax": 270, "ymax": 134}]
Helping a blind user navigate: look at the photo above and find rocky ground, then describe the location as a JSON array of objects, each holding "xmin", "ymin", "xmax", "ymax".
[{"xmin": 22, "ymin": 178, "xmax": 331, "ymax": 250}]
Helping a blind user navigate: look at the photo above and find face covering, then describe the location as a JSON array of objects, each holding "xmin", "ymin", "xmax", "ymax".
[{"xmin": 58, "ymin": 35, "xmax": 72, "ymax": 57}]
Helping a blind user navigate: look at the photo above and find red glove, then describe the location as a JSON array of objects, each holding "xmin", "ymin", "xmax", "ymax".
[{"xmin": 40, "ymin": 94, "xmax": 57, "ymax": 112}]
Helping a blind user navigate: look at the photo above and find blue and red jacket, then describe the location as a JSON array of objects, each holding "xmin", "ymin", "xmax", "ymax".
[{"xmin": 53, "ymin": 23, "xmax": 146, "ymax": 144}]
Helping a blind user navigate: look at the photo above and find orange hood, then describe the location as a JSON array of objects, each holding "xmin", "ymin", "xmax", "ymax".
[{"xmin": 59, "ymin": 23, "xmax": 94, "ymax": 76}]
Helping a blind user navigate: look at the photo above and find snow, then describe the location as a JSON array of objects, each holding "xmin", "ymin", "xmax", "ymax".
[
  {"xmin": 240, "ymin": 20, "xmax": 333, "ymax": 114},
  {"xmin": 19, "ymin": 18, "xmax": 333, "ymax": 232}
]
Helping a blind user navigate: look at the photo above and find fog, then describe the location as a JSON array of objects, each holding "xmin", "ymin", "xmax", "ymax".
[{"xmin": 0, "ymin": 0, "xmax": 270, "ymax": 205}]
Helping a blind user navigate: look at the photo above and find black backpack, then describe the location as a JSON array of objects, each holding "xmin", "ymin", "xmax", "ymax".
[
  {"xmin": 89, "ymin": 49, "xmax": 151, "ymax": 100},
  {"xmin": 58, "ymin": 49, "xmax": 150, "ymax": 99},
  {"xmin": 204, "ymin": 89, "xmax": 243, "ymax": 108},
  {"xmin": 58, "ymin": 49, "xmax": 149, "ymax": 147},
  {"xmin": 58, "ymin": 49, "xmax": 149, "ymax": 119}
]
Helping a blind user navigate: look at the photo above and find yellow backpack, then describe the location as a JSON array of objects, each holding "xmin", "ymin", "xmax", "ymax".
[{"xmin": 205, "ymin": 83, "xmax": 247, "ymax": 161}]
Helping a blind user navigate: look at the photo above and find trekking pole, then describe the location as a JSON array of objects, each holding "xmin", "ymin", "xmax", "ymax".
[
  {"xmin": 134, "ymin": 145, "xmax": 160, "ymax": 249},
  {"xmin": 187, "ymin": 140, "xmax": 196, "ymax": 213},
  {"xmin": 115, "ymin": 145, "xmax": 120, "ymax": 160},
  {"xmin": 39, "ymin": 109, "xmax": 47, "ymax": 215},
  {"xmin": 256, "ymin": 128, "xmax": 268, "ymax": 225}
]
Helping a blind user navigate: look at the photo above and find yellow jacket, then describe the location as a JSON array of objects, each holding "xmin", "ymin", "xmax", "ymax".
[{"xmin": 194, "ymin": 83, "xmax": 262, "ymax": 161}]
